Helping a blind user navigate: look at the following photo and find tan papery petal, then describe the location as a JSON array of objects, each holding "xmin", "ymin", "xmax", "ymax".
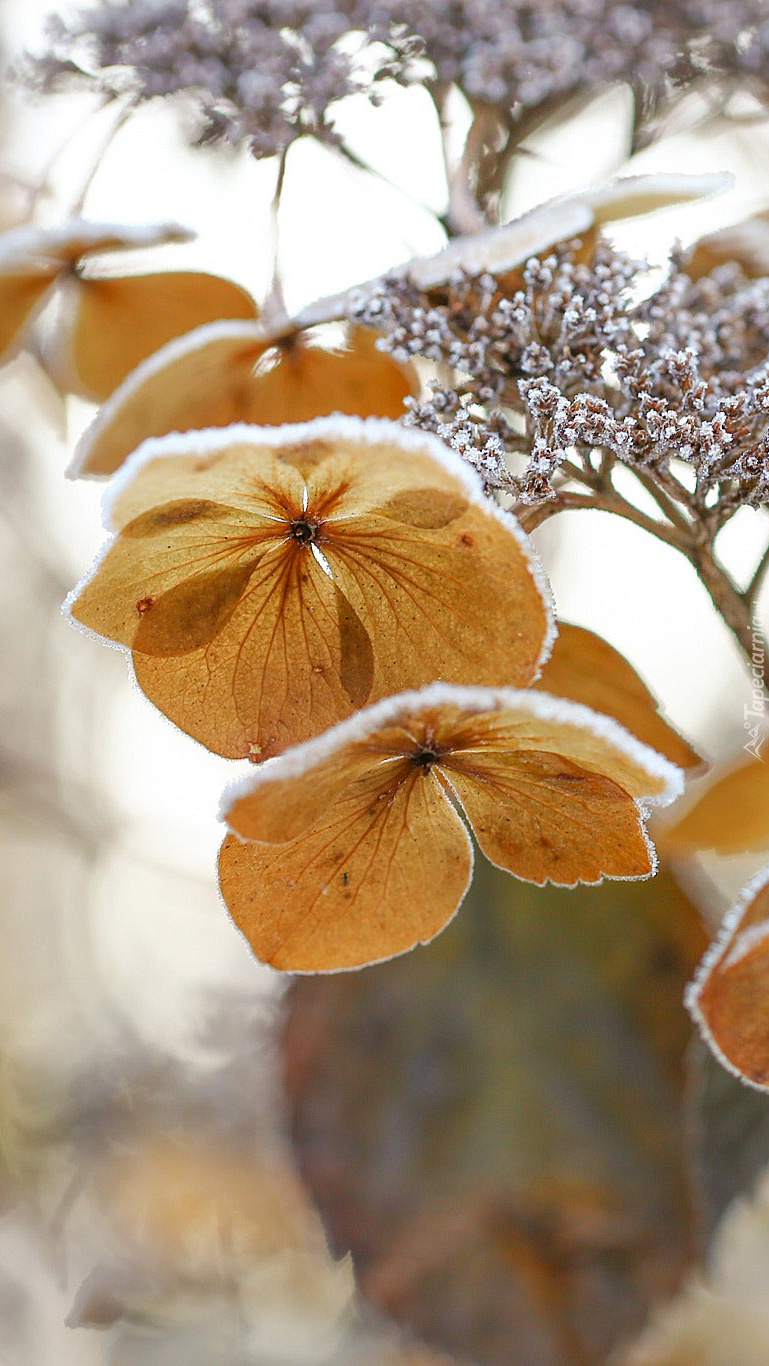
[
  {"xmin": 72, "ymin": 323, "xmax": 268, "ymax": 477},
  {"xmin": 218, "ymin": 684, "xmax": 681, "ymax": 970},
  {"xmin": 104, "ymin": 435, "xmax": 305, "ymax": 531},
  {"xmin": 325, "ymin": 502, "xmax": 547, "ymax": 694},
  {"xmin": 0, "ymin": 267, "xmax": 58, "ymax": 360},
  {"xmin": 58, "ymin": 270, "xmax": 258, "ymax": 401},
  {"xmin": 240, "ymin": 327, "xmax": 417, "ymax": 424},
  {"xmin": 688, "ymin": 870, "xmax": 769, "ymax": 1089},
  {"xmin": 429, "ymin": 692, "xmax": 679, "ymax": 802},
  {"xmin": 657, "ymin": 755, "xmax": 769, "ymax": 857},
  {"xmin": 73, "ymin": 323, "xmax": 417, "ymax": 477},
  {"xmin": 445, "ymin": 748, "xmax": 654, "ymax": 885},
  {"xmin": 70, "ymin": 423, "xmax": 553, "ymax": 757},
  {"xmin": 687, "ymin": 210, "xmax": 769, "ymax": 279},
  {"xmin": 133, "ymin": 547, "xmax": 375, "ymax": 759},
  {"xmin": 585, "ymin": 172, "xmax": 731, "ymax": 225},
  {"xmin": 535, "ymin": 623, "xmax": 702, "ymax": 771},
  {"xmin": 0, "ymin": 218, "xmax": 193, "ymax": 366},
  {"xmin": 219, "ymin": 762, "xmax": 473, "ymax": 971}
]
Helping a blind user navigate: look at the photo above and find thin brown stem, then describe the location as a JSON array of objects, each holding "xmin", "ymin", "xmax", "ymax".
[
  {"xmin": 516, "ymin": 486, "xmax": 689, "ymax": 550},
  {"xmin": 70, "ymin": 97, "xmax": 138, "ymax": 215},
  {"xmin": 260, "ymin": 146, "xmax": 290, "ymax": 331},
  {"xmin": 626, "ymin": 464, "xmax": 694, "ymax": 533},
  {"xmin": 518, "ymin": 484, "xmax": 768, "ymax": 684},
  {"xmin": 747, "ymin": 536, "xmax": 769, "ymax": 606},
  {"xmin": 692, "ymin": 544, "xmax": 768, "ymax": 684},
  {"xmin": 428, "ymin": 81, "xmax": 457, "ymax": 236},
  {"xmin": 445, "ymin": 107, "xmax": 496, "ymax": 235},
  {"xmin": 557, "ymin": 456, "xmax": 603, "ymax": 491}
]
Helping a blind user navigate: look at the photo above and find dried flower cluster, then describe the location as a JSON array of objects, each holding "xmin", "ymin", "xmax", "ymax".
[
  {"xmin": 31, "ymin": 0, "xmax": 424, "ymax": 156},
  {"xmin": 352, "ymin": 242, "xmax": 769, "ymax": 518},
  {"xmin": 28, "ymin": 0, "xmax": 769, "ymax": 158}
]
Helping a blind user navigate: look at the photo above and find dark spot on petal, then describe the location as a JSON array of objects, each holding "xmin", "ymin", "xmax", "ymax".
[
  {"xmin": 133, "ymin": 560, "xmax": 254, "ymax": 656},
  {"xmin": 278, "ymin": 440, "xmax": 332, "ymax": 472},
  {"xmin": 375, "ymin": 489, "xmax": 467, "ymax": 529},
  {"xmin": 336, "ymin": 585, "xmax": 374, "ymax": 707},
  {"xmin": 136, "ymin": 596, "xmax": 154, "ymax": 615},
  {"xmin": 124, "ymin": 500, "xmax": 227, "ymax": 537}
]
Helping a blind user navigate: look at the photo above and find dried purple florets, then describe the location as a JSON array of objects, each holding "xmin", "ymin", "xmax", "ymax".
[
  {"xmin": 28, "ymin": 1, "xmax": 425, "ymax": 157},
  {"xmin": 26, "ymin": 0, "xmax": 769, "ymax": 159},
  {"xmin": 351, "ymin": 240, "xmax": 769, "ymax": 515}
]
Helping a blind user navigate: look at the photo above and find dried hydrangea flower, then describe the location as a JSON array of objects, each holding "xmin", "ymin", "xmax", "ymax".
[
  {"xmin": 218, "ymin": 681, "xmax": 683, "ymax": 971},
  {"xmin": 688, "ymin": 865, "xmax": 769, "ymax": 1091},
  {"xmin": 27, "ymin": 1, "xmax": 769, "ymax": 158},
  {"xmin": 534, "ymin": 622, "xmax": 702, "ymax": 771},
  {"xmin": 0, "ymin": 218, "xmax": 193, "ymax": 369},
  {"xmin": 53, "ymin": 263, "xmax": 257, "ymax": 403},
  {"xmin": 658, "ymin": 752, "xmax": 769, "ymax": 858},
  {"xmin": 354, "ymin": 230, "xmax": 769, "ymax": 520},
  {"xmin": 0, "ymin": 217, "xmax": 259, "ymax": 400},
  {"xmin": 29, "ymin": 0, "xmax": 424, "ymax": 158},
  {"xmin": 71, "ymin": 323, "xmax": 418, "ymax": 477},
  {"xmin": 68, "ymin": 417, "xmax": 553, "ymax": 759}
]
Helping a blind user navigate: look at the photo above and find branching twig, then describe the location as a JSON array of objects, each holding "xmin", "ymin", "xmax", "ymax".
[
  {"xmin": 693, "ymin": 544, "xmax": 769, "ymax": 682},
  {"xmin": 515, "ymin": 486, "xmax": 688, "ymax": 550},
  {"xmin": 747, "ymin": 537, "xmax": 769, "ymax": 606},
  {"xmin": 626, "ymin": 464, "xmax": 695, "ymax": 534},
  {"xmin": 517, "ymin": 482, "xmax": 768, "ymax": 685},
  {"xmin": 260, "ymin": 145, "xmax": 290, "ymax": 332}
]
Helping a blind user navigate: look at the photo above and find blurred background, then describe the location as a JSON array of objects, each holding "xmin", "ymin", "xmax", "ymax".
[{"xmin": 2, "ymin": 1, "xmax": 769, "ymax": 1363}]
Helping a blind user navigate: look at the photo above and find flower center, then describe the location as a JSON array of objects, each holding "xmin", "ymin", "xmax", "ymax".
[
  {"xmin": 291, "ymin": 518, "xmax": 319, "ymax": 546},
  {"xmin": 411, "ymin": 747, "xmax": 441, "ymax": 772}
]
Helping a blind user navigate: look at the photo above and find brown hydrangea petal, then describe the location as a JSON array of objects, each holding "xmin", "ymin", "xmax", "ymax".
[
  {"xmin": 687, "ymin": 211, "xmax": 769, "ymax": 279},
  {"xmin": 71, "ymin": 475, "xmax": 372, "ymax": 760},
  {"xmin": 71, "ymin": 323, "xmax": 268, "ymax": 477},
  {"xmin": 322, "ymin": 505, "xmax": 548, "ymax": 699},
  {"xmin": 443, "ymin": 749, "xmax": 654, "ymax": 886},
  {"xmin": 226, "ymin": 747, "xmax": 382, "ymax": 844},
  {"xmin": 104, "ymin": 429, "xmax": 305, "ymax": 531},
  {"xmin": 133, "ymin": 548, "xmax": 374, "ymax": 760},
  {"xmin": 71, "ymin": 445, "xmax": 306, "ymax": 648},
  {"xmin": 239, "ymin": 326, "xmax": 417, "ymax": 424},
  {"xmin": 70, "ymin": 421, "xmax": 553, "ymax": 758},
  {"xmin": 423, "ymin": 693, "xmax": 678, "ymax": 802},
  {"xmin": 688, "ymin": 870, "xmax": 769, "ymax": 1089},
  {"xmin": 72, "ymin": 323, "xmax": 418, "ymax": 478},
  {"xmin": 535, "ymin": 623, "xmax": 702, "ymax": 771},
  {"xmin": 218, "ymin": 684, "xmax": 682, "ymax": 971},
  {"xmin": 403, "ymin": 199, "xmax": 594, "ymax": 292},
  {"xmin": 0, "ymin": 264, "xmax": 59, "ymax": 361},
  {"xmin": 656, "ymin": 754, "xmax": 769, "ymax": 857},
  {"xmin": 299, "ymin": 432, "xmax": 473, "ymax": 515},
  {"xmin": 396, "ymin": 175, "xmax": 727, "ymax": 295},
  {"xmin": 55, "ymin": 269, "xmax": 258, "ymax": 402},
  {"xmin": 297, "ymin": 435, "xmax": 551, "ymax": 695},
  {"xmin": 220, "ymin": 761, "xmax": 474, "ymax": 972},
  {"xmin": 16, "ymin": 220, "xmax": 192, "ymax": 266},
  {"xmin": 0, "ymin": 219, "xmax": 191, "ymax": 365},
  {"xmin": 584, "ymin": 172, "xmax": 730, "ymax": 225}
]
